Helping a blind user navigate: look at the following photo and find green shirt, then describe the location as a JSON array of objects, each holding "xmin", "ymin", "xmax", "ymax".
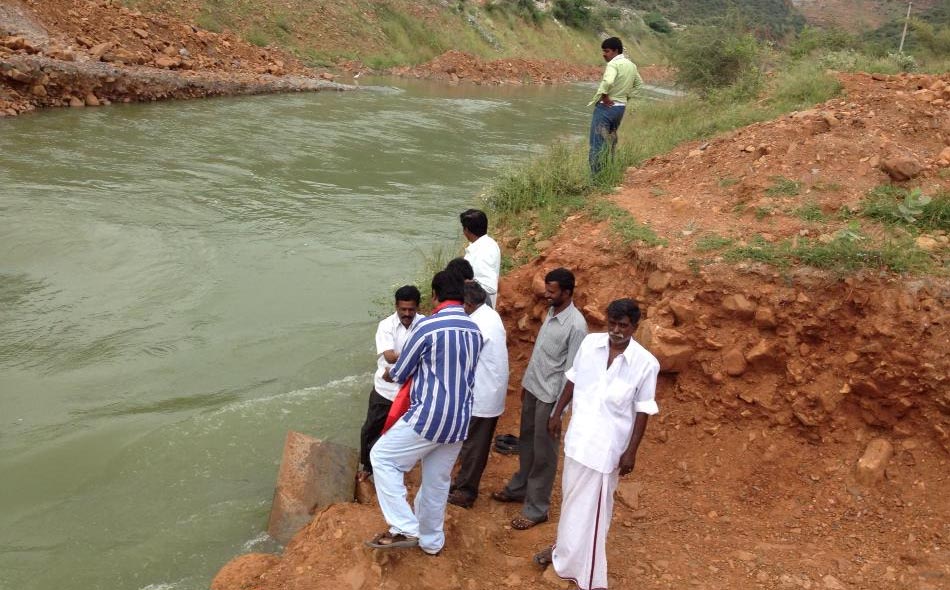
[{"xmin": 588, "ymin": 54, "xmax": 643, "ymax": 106}]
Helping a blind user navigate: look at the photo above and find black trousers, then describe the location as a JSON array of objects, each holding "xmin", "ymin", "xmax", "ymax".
[
  {"xmin": 358, "ymin": 388, "xmax": 393, "ymax": 474},
  {"xmin": 451, "ymin": 415, "xmax": 500, "ymax": 500}
]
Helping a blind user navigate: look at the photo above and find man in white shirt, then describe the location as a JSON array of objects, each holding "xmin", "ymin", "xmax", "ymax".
[
  {"xmin": 357, "ymin": 285, "xmax": 423, "ymax": 481},
  {"xmin": 535, "ymin": 298, "xmax": 659, "ymax": 590},
  {"xmin": 448, "ymin": 282, "xmax": 509, "ymax": 508},
  {"xmin": 461, "ymin": 209, "xmax": 501, "ymax": 307}
]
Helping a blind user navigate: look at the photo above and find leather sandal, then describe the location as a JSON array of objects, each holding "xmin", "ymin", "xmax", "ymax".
[
  {"xmin": 491, "ymin": 490, "xmax": 523, "ymax": 503},
  {"xmin": 364, "ymin": 531, "xmax": 419, "ymax": 549},
  {"xmin": 511, "ymin": 515, "xmax": 548, "ymax": 530}
]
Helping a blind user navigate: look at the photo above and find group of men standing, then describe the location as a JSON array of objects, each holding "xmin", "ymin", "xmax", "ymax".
[{"xmin": 354, "ymin": 203, "xmax": 660, "ymax": 589}]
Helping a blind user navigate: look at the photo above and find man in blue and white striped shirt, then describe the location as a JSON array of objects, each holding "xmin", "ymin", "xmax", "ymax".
[{"xmin": 366, "ymin": 270, "xmax": 483, "ymax": 555}]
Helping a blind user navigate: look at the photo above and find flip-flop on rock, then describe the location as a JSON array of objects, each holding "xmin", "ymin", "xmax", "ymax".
[{"xmin": 364, "ymin": 531, "xmax": 419, "ymax": 549}]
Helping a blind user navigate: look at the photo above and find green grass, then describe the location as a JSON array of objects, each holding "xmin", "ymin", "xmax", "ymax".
[
  {"xmin": 754, "ymin": 206, "xmax": 773, "ymax": 220},
  {"xmin": 765, "ymin": 176, "xmax": 802, "ymax": 197},
  {"xmin": 794, "ymin": 201, "xmax": 826, "ymax": 222},
  {"xmin": 588, "ymin": 200, "xmax": 666, "ymax": 247},
  {"xmin": 860, "ymin": 185, "xmax": 950, "ymax": 232},
  {"xmin": 695, "ymin": 233, "xmax": 735, "ymax": 251},
  {"xmin": 724, "ymin": 232, "xmax": 931, "ymax": 274},
  {"xmin": 718, "ymin": 177, "xmax": 739, "ymax": 188}
]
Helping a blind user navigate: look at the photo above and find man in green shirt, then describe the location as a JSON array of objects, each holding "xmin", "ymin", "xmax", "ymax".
[{"xmin": 588, "ymin": 37, "xmax": 643, "ymax": 175}]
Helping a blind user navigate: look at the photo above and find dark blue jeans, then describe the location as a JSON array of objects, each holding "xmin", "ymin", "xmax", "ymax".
[{"xmin": 588, "ymin": 102, "xmax": 626, "ymax": 174}]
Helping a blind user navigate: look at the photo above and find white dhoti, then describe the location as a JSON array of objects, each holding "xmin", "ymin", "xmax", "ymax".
[{"xmin": 552, "ymin": 456, "xmax": 619, "ymax": 590}]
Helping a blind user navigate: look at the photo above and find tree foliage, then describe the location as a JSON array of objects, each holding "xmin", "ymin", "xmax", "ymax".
[
  {"xmin": 552, "ymin": 0, "xmax": 594, "ymax": 29},
  {"xmin": 668, "ymin": 26, "xmax": 763, "ymax": 98}
]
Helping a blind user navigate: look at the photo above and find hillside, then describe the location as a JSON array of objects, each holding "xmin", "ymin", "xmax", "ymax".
[{"xmin": 212, "ymin": 71, "xmax": 950, "ymax": 590}]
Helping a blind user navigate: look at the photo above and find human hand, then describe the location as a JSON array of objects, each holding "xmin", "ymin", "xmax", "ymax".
[
  {"xmin": 383, "ymin": 367, "xmax": 394, "ymax": 383},
  {"xmin": 618, "ymin": 450, "xmax": 637, "ymax": 476},
  {"xmin": 547, "ymin": 415, "xmax": 562, "ymax": 439}
]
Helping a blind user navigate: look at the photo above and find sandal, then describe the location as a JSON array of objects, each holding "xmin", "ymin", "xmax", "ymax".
[
  {"xmin": 511, "ymin": 515, "xmax": 548, "ymax": 530},
  {"xmin": 491, "ymin": 490, "xmax": 524, "ymax": 503},
  {"xmin": 533, "ymin": 546, "xmax": 554, "ymax": 567},
  {"xmin": 364, "ymin": 531, "xmax": 419, "ymax": 549}
]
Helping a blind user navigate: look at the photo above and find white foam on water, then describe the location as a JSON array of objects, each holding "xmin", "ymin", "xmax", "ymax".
[
  {"xmin": 207, "ymin": 373, "xmax": 370, "ymax": 418},
  {"xmin": 242, "ymin": 530, "xmax": 273, "ymax": 552},
  {"xmin": 139, "ymin": 581, "xmax": 184, "ymax": 590}
]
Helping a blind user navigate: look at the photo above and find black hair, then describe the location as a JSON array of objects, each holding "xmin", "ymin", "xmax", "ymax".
[
  {"xmin": 463, "ymin": 281, "xmax": 488, "ymax": 307},
  {"xmin": 394, "ymin": 285, "xmax": 421, "ymax": 305},
  {"xmin": 459, "ymin": 209, "xmax": 489, "ymax": 237},
  {"xmin": 431, "ymin": 270, "xmax": 465, "ymax": 302},
  {"xmin": 544, "ymin": 267, "xmax": 576, "ymax": 294},
  {"xmin": 606, "ymin": 298, "xmax": 641, "ymax": 325},
  {"xmin": 602, "ymin": 37, "xmax": 623, "ymax": 53},
  {"xmin": 445, "ymin": 257, "xmax": 475, "ymax": 281}
]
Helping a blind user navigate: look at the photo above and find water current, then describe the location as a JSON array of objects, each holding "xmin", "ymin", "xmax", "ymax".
[{"xmin": 0, "ymin": 78, "xmax": 664, "ymax": 590}]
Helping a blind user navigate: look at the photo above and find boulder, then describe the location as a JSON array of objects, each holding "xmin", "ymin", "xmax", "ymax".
[
  {"xmin": 615, "ymin": 480, "xmax": 643, "ymax": 510},
  {"xmin": 855, "ymin": 438, "xmax": 893, "ymax": 486},
  {"xmin": 745, "ymin": 339, "xmax": 777, "ymax": 365},
  {"xmin": 754, "ymin": 307, "xmax": 777, "ymax": 329},
  {"xmin": 721, "ymin": 294, "xmax": 756, "ymax": 319},
  {"xmin": 267, "ymin": 430, "xmax": 358, "ymax": 544},
  {"xmin": 84, "ymin": 93, "xmax": 100, "ymax": 107},
  {"xmin": 880, "ymin": 156, "xmax": 922, "ymax": 181},
  {"xmin": 668, "ymin": 299, "xmax": 696, "ymax": 325},
  {"xmin": 915, "ymin": 236, "xmax": 938, "ymax": 252},
  {"xmin": 646, "ymin": 271, "xmax": 671, "ymax": 293},
  {"xmin": 722, "ymin": 347, "xmax": 747, "ymax": 377},
  {"xmin": 636, "ymin": 321, "xmax": 693, "ymax": 373}
]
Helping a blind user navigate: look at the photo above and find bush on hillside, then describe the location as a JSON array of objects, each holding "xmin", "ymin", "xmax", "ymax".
[
  {"xmin": 668, "ymin": 26, "xmax": 763, "ymax": 98},
  {"xmin": 789, "ymin": 26, "xmax": 855, "ymax": 58},
  {"xmin": 644, "ymin": 11, "xmax": 673, "ymax": 34},
  {"xmin": 552, "ymin": 0, "xmax": 593, "ymax": 29}
]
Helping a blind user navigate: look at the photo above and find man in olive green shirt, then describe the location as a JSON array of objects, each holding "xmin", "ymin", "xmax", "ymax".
[{"xmin": 588, "ymin": 37, "xmax": 643, "ymax": 175}]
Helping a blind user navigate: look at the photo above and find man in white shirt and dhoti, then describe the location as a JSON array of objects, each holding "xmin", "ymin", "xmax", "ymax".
[{"xmin": 535, "ymin": 298, "xmax": 659, "ymax": 590}]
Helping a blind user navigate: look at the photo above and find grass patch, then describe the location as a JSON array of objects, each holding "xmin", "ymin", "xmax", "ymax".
[
  {"xmin": 589, "ymin": 200, "xmax": 666, "ymax": 247},
  {"xmin": 718, "ymin": 177, "xmax": 739, "ymax": 188},
  {"xmin": 754, "ymin": 206, "xmax": 773, "ymax": 221},
  {"xmin": 765, "ymin": 176, "xmax": 802, "ymax": 197},
  {"xmin": 794, "ymin": 201, "xmax": 826, "ymax": 222},
  {"xmin": 696, "ymin": 233, "xmax": 735, "ymax": 252},
  {"xmin": 724, "ymin": 231, "xmax": 930, "ymax": 274},
  {"xmin": 860, "ymin": 185, "xmax": 950, "ymax": 232}
]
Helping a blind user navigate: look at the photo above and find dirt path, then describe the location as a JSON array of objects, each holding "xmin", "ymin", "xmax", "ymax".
[{"xmin": 212, "ymin": 73, "xmax": 950, "ymax": 590}]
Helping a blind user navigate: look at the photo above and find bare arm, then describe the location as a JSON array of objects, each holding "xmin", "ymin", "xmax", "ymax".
[
  {"xmin": 546, "ymin": 381, "xmax": 575, "ymax": 439},
  {"xmin": 382, "ymin": 349, "xmax": 398, "ymax": 364},
  {"xmin": 618, "ymin": 413, "xmax": 649, "ymax": 476}
]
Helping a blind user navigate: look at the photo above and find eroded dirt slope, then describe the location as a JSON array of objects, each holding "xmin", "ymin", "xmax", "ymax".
[{"xmin": 212, "ymin": 73, "xmax": 949, "ymax": 590}]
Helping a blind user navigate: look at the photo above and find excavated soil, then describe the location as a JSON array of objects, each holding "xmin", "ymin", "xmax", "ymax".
[
  {"xmin": 213, "ymin": 74, "xmax": 950, "ymax": 590},
  {"xmin": 0, "ymin": 0, "xmax": 346, "ymax": 116}
]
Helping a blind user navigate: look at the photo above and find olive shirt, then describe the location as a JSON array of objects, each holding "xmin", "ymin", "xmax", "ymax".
[
  {"xmin": 588, "ymin": 53, "xmax": 643, "ymax": 106},
  {"xmin": 521, "ymin": 302, "xmax": 588, "ymax": 404}
]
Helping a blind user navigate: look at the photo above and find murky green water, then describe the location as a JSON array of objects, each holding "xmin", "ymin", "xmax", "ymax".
[{"xmin": 0, "ymin": 78, "xmax": 663, "ymax": 590}]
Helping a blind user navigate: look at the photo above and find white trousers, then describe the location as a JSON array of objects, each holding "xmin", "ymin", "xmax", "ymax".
[
  {"xmin": 370, "ymin": 420, "xmax": 463, "ymax": 554},
  {"xmin": 552, "ymin": 457, "xmax": 619, "ymax": 590}
]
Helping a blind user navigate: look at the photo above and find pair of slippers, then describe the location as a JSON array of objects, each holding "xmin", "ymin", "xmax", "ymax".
[{"xmin": 494, "ymin": 433, "xmax": 519, "ymax": 455}]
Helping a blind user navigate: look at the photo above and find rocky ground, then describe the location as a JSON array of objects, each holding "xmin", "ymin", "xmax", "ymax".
[{"xmin": 212, "ymin": 73, "xmax": 949, "ymax": 590}]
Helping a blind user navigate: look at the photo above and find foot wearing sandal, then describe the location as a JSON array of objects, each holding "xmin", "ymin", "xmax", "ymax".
[
  {"xmin": 364, "ymin": 531, "xmax": 419, "ymax": 549},
  {"xmin": 491, "ymin": 489, "xmax": 523, "ymax": 503},
  {"xmin": 533, "ymin": 546, "xmax": 554, "ymax": 567},
  {"xmin": 511, "ymin": 515, "xmax": 548, "ymax": 530}
]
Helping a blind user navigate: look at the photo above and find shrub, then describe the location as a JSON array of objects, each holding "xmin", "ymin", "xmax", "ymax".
[
  {"xmin": 644, "ymin": 11, "xmax": 672, "ymax": 34},
  {"xmin": 552, "ymin": 0, "xmax": 593, "ymax": 29},
  {"xmin": 668, "ymin": 26, "xmax": 763, "ymax": 98}
]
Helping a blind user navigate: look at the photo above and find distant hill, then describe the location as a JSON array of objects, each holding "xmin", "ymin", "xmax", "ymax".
[{"xmin": 615, "ymin": 0, "xmax": 807, "ymax": 38}]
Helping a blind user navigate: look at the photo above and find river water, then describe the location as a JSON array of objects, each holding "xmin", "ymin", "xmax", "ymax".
[{"xmin": 0, "ymin": 78, "xmax": 662, "ymax": 590}]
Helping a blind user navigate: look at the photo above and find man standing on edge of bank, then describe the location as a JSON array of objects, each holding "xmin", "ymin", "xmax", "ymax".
[
  {"xmin": 492, "ymin": 267, "xmax": 587, "ymax": 530},
  {"xmin": 461, "ymin": 209, "xmax": 501, "ymax": 308},
  {"xmin": 588, "ymin": 36, "xmax": 643, "ymax": 175},
  {"xmin": 365, "ymin": 271, "xmax": 482, "ymax": 555},
  {"xmin": 356, "ymin": 285, "xmax": 423, "ymax": 482}
]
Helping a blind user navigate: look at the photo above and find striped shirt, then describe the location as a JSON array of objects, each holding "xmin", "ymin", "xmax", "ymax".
[{"xmin": 389, "ymin": 305, "xmax": 483, "ymax": 444}]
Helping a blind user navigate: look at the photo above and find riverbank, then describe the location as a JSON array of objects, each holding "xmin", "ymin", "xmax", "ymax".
[{"xmin": 212, "ymin": 71, "xmax": 949, "ymax": 590}]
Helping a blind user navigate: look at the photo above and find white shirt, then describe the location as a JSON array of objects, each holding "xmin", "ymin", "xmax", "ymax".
[
  {"xmin": 563, "ymin": 333, "xmax": 660, "ymax": 474},
  {"xmin": 464, "ymin": 234, "xmax": 501, "ymax": 307},
  {"xmin": 373, "ymin": 312, "xmax": 423, "ymax": 401},
  {"xmin": 469, "ymin": 304, "xmax": 509, "ymax": 418}
]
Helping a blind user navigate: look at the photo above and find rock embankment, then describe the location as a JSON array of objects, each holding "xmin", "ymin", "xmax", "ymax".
[
  {"xmin": 0, "ymin": 0, "xmax": 346, "ymax": 116},
  {"xmin": 212, "ymin": 71, "xmax": 949, "ymax": 590}
]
